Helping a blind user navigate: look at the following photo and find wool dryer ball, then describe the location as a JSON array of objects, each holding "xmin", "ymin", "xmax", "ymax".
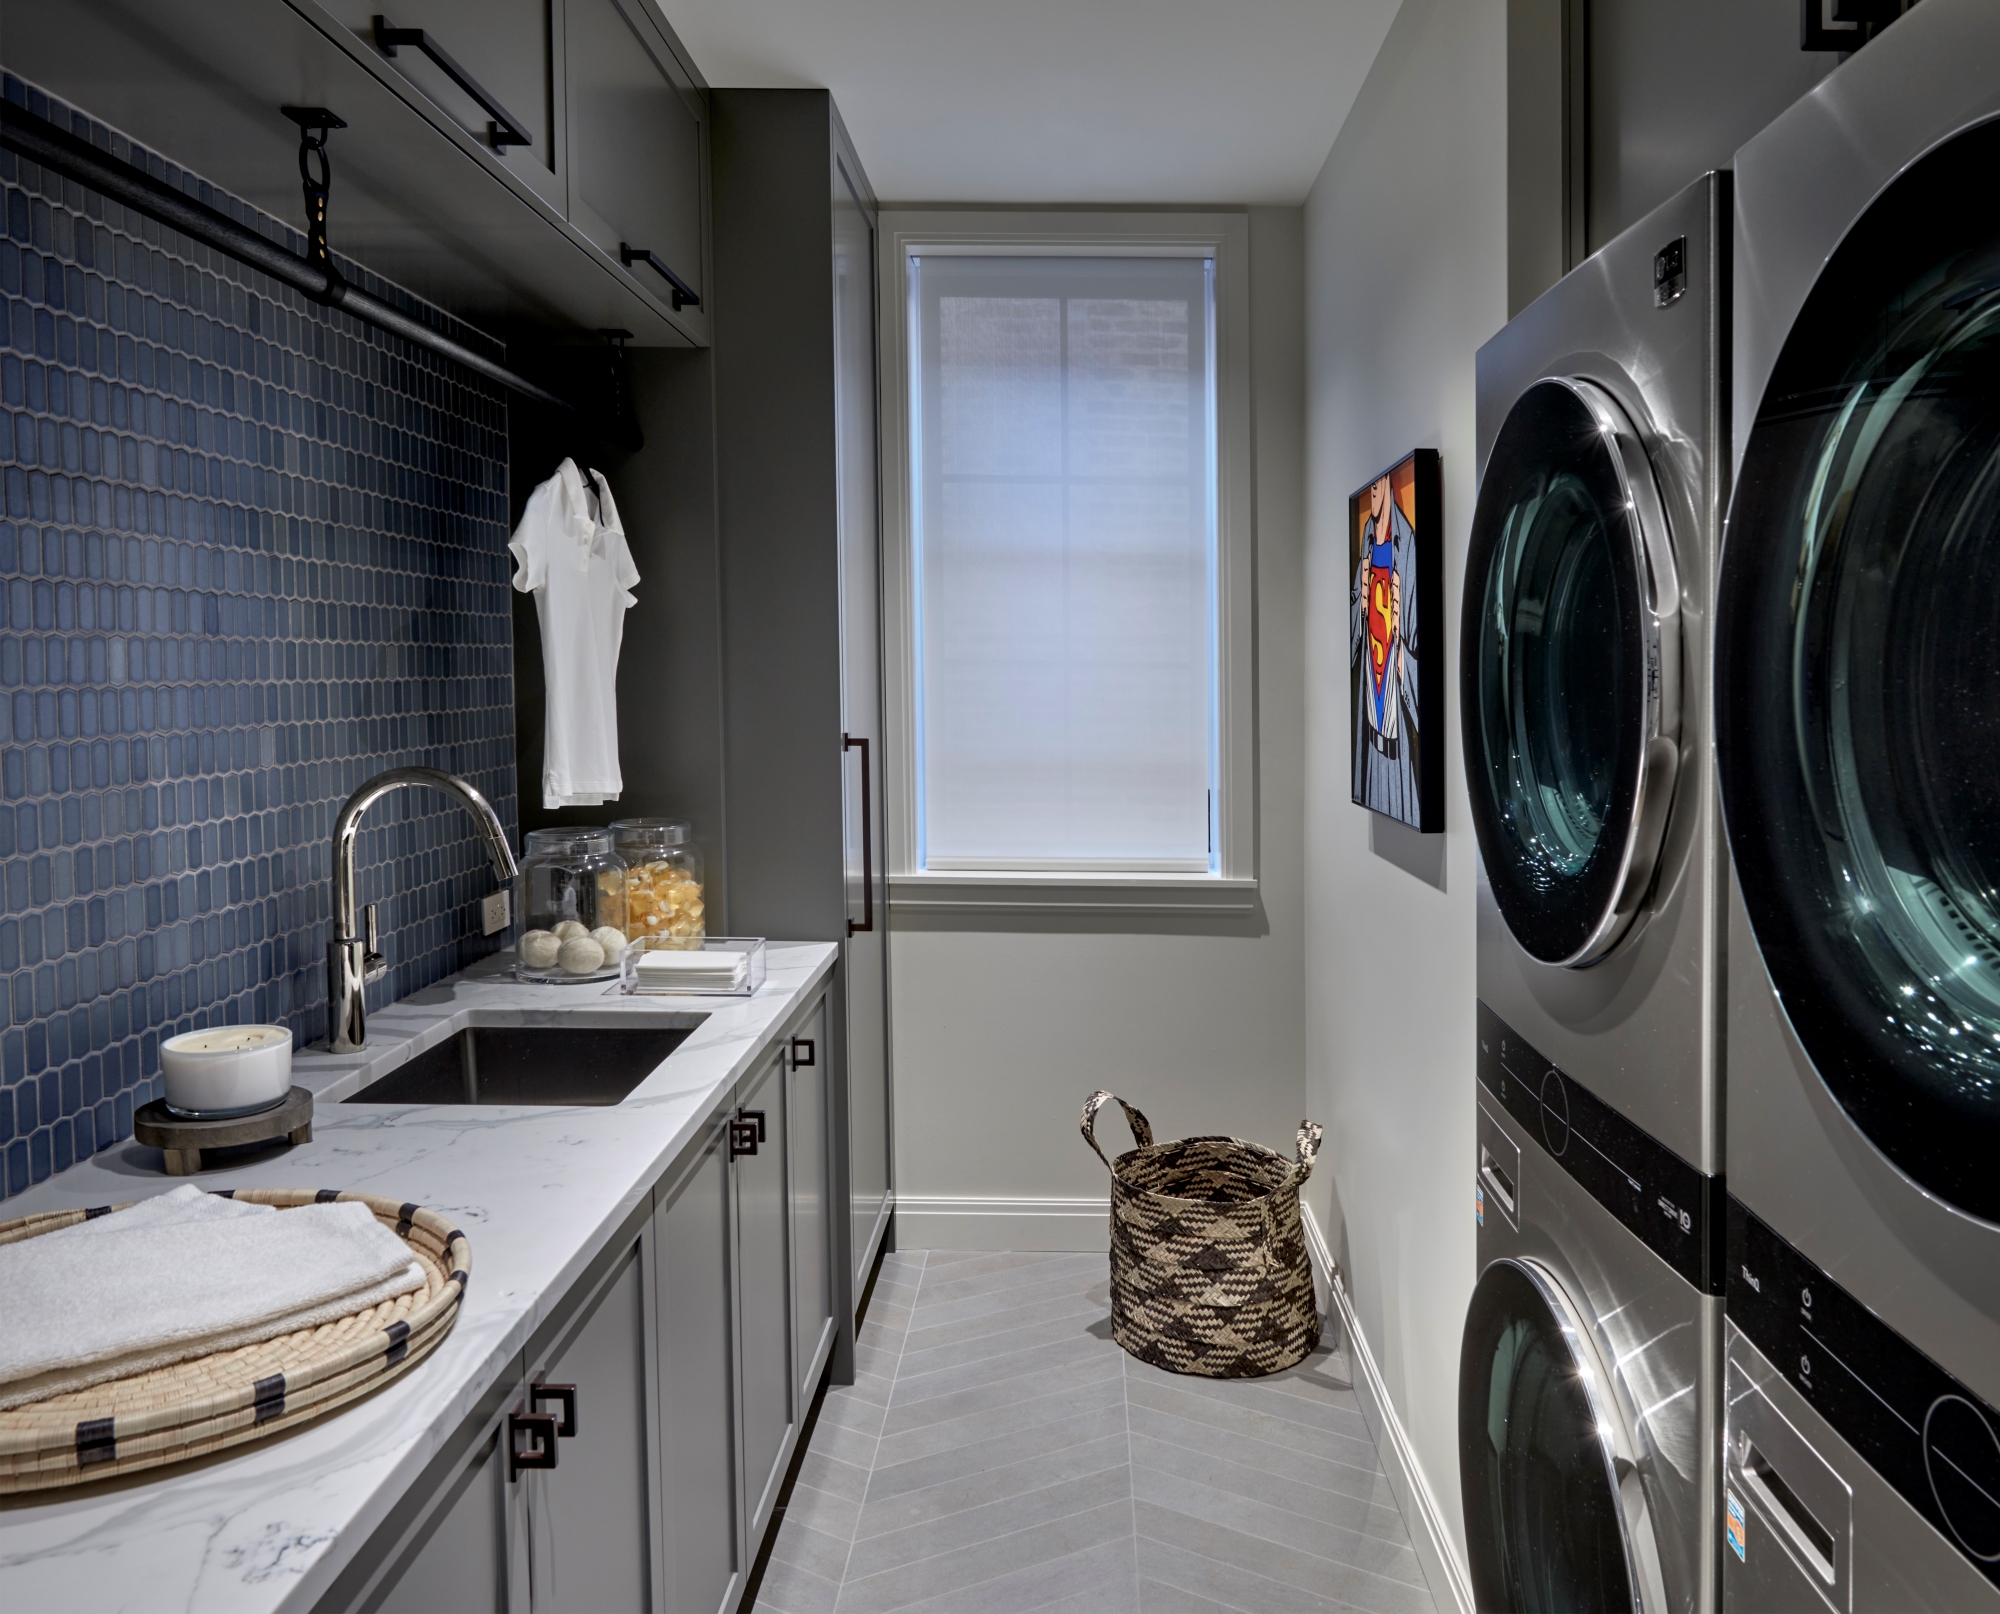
[
  {"xmin": 519, "ymin": 930, "xmax": 562, "ymax": 969},
  {"xmin": 557, "ymin": 936, "xmax": 606, "ymax": 974}
]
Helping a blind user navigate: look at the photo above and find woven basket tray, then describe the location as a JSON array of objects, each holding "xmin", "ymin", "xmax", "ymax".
[{"xmin": 0, "ymin": 1190, "xmax": 471, "ymax": 1494}]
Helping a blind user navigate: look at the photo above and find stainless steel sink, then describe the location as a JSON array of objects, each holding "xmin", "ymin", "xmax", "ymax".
[{"xmin": 342, "ymin": 1022, "xmax": 702, "ymax": 1107}]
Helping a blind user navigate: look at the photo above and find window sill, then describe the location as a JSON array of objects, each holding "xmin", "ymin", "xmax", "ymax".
[{"xmin": 888, "ymin": 871, "xmax": 1258, "ymax": 915}]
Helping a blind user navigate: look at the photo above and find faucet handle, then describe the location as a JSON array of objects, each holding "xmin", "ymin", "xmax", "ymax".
[{"xmin": 363, "ymin": 903, "xmax": 388, "ymax": 984}]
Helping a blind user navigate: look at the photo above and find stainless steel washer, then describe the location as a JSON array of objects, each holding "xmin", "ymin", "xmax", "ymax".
[
  {"xmin": 1463, "ymin": 1012, "xmax": 1713, "ymax": 1614},
  {"xmin": 1458, "ymin": 172, "xmax": 1730, "ymax": 1613},
  {"xmin": 1717, "ymin": 1, "xmax": 2000, "ymax": 1607}
]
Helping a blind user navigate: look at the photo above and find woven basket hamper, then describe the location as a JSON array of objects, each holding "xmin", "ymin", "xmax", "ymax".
[{"xmin": 1081, "ymin": 1091, "xmax": 1323, "ymax": 1379}]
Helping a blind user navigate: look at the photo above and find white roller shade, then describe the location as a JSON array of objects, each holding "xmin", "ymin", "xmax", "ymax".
[{"xmin": 910, "ymin": 254, "xmax": 1218, "ymax": 871}]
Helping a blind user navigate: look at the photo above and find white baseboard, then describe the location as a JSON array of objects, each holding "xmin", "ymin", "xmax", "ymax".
[
  {"xmin": 1301, "ymin": 1207, "xmax": 1473, "ymax": 1614},
  {"xmin": 895, "ymin": 1196, "xmax": 1110, "ymax": 1252}
]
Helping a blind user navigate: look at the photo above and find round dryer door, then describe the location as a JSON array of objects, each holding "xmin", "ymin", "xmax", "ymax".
[
  {"xmin": 1459, "ymin": 1259, "xmax": 1666, "ymax": 1613},
  {"xmin": 1462, "ymin": 378, "xmax": 1681, "ymax": 967},
  {"xmin": 1718, "ymin": 116, "xmax": 2000, "ymax": 1221}
]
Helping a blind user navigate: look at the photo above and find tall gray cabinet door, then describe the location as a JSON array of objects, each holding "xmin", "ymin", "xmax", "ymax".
[
  {"xmin": 651, "ymin": 1117, "xmax": 742, "ymax": 1614},
  {"xmin": 531, "ymin": 1241, "xmax": 652, "ymax": 1613},
  {"xmin": 834, "ymin": 142, "xmax": 892, "ymax": 1298},
  {"xmin": 788, "ymin": 998, "xmax": 834, "ymax": 1404},
  {"xmin": 735, "ymin": 1050, "xmax": 796, "ymax": 1547}
]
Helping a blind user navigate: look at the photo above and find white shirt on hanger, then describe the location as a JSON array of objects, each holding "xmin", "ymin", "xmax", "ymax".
[{"xmin": 510, "ymin": 458, "xmax": 640, "ymax": 808}]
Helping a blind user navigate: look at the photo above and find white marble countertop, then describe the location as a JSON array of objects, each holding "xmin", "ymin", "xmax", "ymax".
[{"xmin": 0, "ymin": 941, "xmax": 840, "ymax": 1614}]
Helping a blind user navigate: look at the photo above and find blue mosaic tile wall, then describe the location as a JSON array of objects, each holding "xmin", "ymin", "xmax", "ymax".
[{"xmin": 0, "ymin": 74, "xmax": 517, "ymax": 1200}]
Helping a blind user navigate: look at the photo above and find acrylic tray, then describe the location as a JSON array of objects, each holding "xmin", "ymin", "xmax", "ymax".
[{"xmin": 617, "ymin": 937, "xmax": 766, "ymax": 997}]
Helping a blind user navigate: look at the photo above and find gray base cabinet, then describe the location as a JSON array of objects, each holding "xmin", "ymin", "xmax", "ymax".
[
  {"xmin": 650, "ymin": 1111, "xmax": 744, "ymax": 1614},
  {"xmin": 735, "ymin": 1047, "xmax": 797, "ymax": 1551},
  {"xmin": 527, "ymin": 1242, "xmax": 653, "ymax": 1611},
  {"xmin": 322, "ymin": 990, "xmax": 831, "ymax": 1614}
]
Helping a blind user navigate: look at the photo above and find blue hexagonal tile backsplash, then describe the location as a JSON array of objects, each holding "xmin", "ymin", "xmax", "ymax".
[{"xmin": 0, "ymin": 74, "xmax": 517, "ymax": 1199}]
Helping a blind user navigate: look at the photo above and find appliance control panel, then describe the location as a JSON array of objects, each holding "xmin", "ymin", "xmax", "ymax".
[
  {"xmin": 1476, "ymin": 1001, "xmax": 1722, "ymax": 1293},
  {"xmin": 1728, "ymin": 1197, "xmax": 2000, "ymax": 1594}
]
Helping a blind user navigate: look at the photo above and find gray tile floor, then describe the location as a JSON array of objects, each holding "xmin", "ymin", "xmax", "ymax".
[{"xmin": 751, "ymin": 1250, "xmax": 1440, "ymax": 1614}]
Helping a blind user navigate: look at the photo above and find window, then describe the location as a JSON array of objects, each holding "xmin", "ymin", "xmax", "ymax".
[
  {"xmin": 912, "ymin": 254, "xmax": 1217, "ymax": 871},
  {"xmin": 881, "ymin": 214, "xmax": 1254, "ymax": 913}
]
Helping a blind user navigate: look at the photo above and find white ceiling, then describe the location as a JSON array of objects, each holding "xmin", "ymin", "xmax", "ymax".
[{"xmin": 663, "ymin": 0, "xmax": 1406, "ymax": 205}]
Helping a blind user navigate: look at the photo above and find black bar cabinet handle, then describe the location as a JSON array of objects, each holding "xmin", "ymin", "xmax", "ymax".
[
  {"xmin": 374, "ymin": 16, "xmax": 533, "ymax": 149},
  {"xmin": 844, "ymin": 733, "xmax": 873, "ymax": 937},
  {"xmin": 509, "ymin": 1411, "xmax": 558, "ymax": 1479},
  {"xmin": 619, "ymin": 244, "xmax": 701, "ymax": 311},
  {"xmin": 531, "ymin": 1381, "xmax": 577, "ymax": 1438}
]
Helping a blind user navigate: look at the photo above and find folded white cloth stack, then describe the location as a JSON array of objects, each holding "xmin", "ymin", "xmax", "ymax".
[
  {"xmin": 0, "ymin": 1186, "xmax": 425, "ymax": 1410},
  {"xmin": 633, "ymin": 948, "xmax": 748, "ymax": 992}
]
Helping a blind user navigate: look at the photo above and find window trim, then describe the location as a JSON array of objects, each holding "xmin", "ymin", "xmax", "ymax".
[{"xmin": 878, "ymin": 210, "xmax": 1256, "ymax": 915}]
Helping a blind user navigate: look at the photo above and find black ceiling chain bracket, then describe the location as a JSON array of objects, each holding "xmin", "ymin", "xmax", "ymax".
[
  {"xmin": 280, "ymin": 106, "xmax": 348, "ymax": 309},
  {"xmin": 0, "ymin": 97, "xmax": 575, "ymax": 413}
]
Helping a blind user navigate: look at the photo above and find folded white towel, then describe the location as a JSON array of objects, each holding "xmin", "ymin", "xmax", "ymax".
[
  {"xmin": 32, "ymin": 1183, "xmax": 270, "ymax": 1245},
  {"xmin": 635, "ymin": 949, "xmax": 747, "ymax": 988},
  {"xmin": 0, "ymin": 1197, "xmax": 425, "ymax": 1410}
]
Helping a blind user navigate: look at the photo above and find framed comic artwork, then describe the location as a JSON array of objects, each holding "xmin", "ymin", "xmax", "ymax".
[{"xmin": 1350, "ymin": 449, "xmax": 1443, "ymax": 833}]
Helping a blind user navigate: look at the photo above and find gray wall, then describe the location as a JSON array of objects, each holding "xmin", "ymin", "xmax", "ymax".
[
  {"xmin": 1303, "ymin": 0, "xmax": 1508, "ymax": 1584},
  {"xmin": 886, "ymin": 206, "xmax": 1308, "ymax": 1252},
  {"xmin": 509, "ymin": 351, "xmax": 731, "ymax": 927},
  {"xmin": 1586, "ymin": 0, "xmax": 1841, "ymax": 250}
]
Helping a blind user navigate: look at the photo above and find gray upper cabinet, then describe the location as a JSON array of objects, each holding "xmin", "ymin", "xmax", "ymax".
[
  {"xmin": 565, "ymin": 0, "xmax": 708, "ymax": 333},
  {"xmin": 322, "ymin": 0, "xmax": 565, "ymax": 211},
  {"xmin": 6, "ymin": 0, "xmax": 709, "ymax": 347}
]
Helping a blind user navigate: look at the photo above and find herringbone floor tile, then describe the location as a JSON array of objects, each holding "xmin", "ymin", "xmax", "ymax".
[{"xmin": 751, "ymin": 1250, "xmax": 1437, "ymax": 1614}]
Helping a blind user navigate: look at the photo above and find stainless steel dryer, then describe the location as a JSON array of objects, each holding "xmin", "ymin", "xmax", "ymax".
[
  {"xmin": 1457, "ymin": 173, "xmax": 1730, "ymax": 1614},
  {"xmin": 1716, "ymin": 1, "xmax": 2000, "ymax": 1607}
]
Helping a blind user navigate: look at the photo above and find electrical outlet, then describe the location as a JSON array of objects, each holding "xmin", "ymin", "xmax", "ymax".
[{"xmin": 482, "ymin": 890, "xmax": 512, "ymax": 936}]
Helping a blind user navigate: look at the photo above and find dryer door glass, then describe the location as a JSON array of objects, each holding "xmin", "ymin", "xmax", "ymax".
[
  {"xmin": 1459, "ymin": 1260, "xmax": 1639, "ymax": 1613},
  {"xmin": 1718, "ymin": 117, "xmax": 2000, "ymax": 1220},
  {"xmin": 1463, "ymin": 379, "xmax": 1673, "ymax": 966}
]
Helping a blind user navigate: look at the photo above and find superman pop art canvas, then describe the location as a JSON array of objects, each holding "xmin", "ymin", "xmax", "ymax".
[{"xmin": 1350, "ymin": 450, "xmax": 1443, "ymax": 832}]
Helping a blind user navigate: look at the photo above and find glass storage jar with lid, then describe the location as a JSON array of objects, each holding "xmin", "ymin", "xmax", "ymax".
[
  {"xmin": 515, "ymin": 828, "xmax": 628, "ymax": 983},
  {"xmin": 610, "ymin": 819, "xmax": 706, "ymax": 951}
]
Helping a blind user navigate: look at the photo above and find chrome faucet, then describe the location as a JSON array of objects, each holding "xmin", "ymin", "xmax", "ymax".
[{"xmin": 327, "ymin": 766, "xmax": 519, "ymax": 1053}]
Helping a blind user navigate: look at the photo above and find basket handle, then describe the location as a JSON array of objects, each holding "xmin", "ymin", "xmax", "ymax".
[
  {"xmin": 1287, "ymin": 1119, "xmax": 1324, "ymax": 1188},
  {"xmin": 1081, "ymin": 1090, "xmax": 1154, "ymax": 1171}
]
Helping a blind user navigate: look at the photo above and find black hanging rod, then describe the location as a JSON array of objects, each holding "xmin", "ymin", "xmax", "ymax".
[{"xmin": 0, "ymin": 98, "xmax": 573, "ymax": 413}]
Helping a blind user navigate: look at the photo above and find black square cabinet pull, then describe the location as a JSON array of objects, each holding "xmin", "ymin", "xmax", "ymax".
[
  {"xmin": 509, "ymin": 1411, "xmax": 558, "ymax": 1479},
  {"xmin": 531, "ymin": 1382, "xmax": 577, "ymax": 1438}
]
